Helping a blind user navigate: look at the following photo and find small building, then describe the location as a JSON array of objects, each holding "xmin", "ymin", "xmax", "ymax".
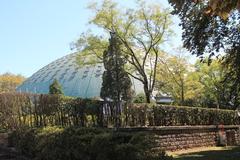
[{"xmin": 155, "ymin": 96, "xmax": 174, "ymax": 104}]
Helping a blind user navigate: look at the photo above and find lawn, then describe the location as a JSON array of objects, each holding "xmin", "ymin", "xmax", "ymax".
[{"xmin": 171, "ymin": 146, "xmax": 240, "ymax": 160}]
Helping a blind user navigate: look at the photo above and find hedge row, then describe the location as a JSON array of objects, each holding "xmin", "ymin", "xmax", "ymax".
[
  {"xmin": 0, "ymin": 93, "xmax": 239, "ymax": 129},
  {"xmin": 126, "ymin": 104, "xmax": 239, "ymax": 126},
  {"xmin": 0, "ymin": 93, "xmax": 104, "ymax": 129},
  {"xmin": 152, "ymin": 105, "xmax": 239, "ymax": 126},
  {"xmin": 9, "ymin": 127, "xmax": 171, "ymax": 160}
]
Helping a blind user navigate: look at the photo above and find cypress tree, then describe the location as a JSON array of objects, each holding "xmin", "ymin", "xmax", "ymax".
[
  {"xmin": 49, "ymin": 79, "xmax": 64, "ymax": 95},
  {"xmin": 101, "ymin": 32, "xmax": 132, "ymax": 127}
]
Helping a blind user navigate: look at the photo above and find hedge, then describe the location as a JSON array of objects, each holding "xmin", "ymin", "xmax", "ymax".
[
  {"xmin": 0, "ymin": 93, "xmax": 239, "ymax": 129},
  {"xmin": 8, "ymin": 127, "xmax": 172, "ymax": 160},
  {"xmin": 152, "ymin": 105, "xmax": 239, "ymax": 126}
]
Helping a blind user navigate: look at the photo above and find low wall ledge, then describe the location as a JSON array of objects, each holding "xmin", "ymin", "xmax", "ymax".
[{"xmin": 117, "ymin": 125, "xmax": 240, "ymax": 132}]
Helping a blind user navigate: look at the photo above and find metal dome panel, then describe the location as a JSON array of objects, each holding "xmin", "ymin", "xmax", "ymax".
[{"xmin": 17, "ymin": 53, "xmax": 143, "ymax": 98}]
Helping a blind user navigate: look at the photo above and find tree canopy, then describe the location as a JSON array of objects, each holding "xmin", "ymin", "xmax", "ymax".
[
  {"xmin": 100, "ymin": 32, "xmax": 132, "ymax": 102},
  {"xmin": 76, "ymin": 0, "xmax": 173, "ymax": 103},
  {"xmin": 169, "ymin": 0, "xmax": 240, "ymax": 108},
  {"xmin": 0, "ymin": 73, "xmax": 25, "ymax": 93},
  {"xmin": 100, "ymin": 32, "xmax": 132, "ymax": 127}
]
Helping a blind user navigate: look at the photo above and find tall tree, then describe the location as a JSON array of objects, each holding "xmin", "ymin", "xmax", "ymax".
[
  {"xmin": 156, "ymin": 52, "xmax": 190, "ymax": 105},
  {"xmin": 169, "ymin": 0, "xmax": 240, "ymax": 108},
  {"xmin": 76, "ymin": 0, "xmax": 173, "ymax": 103},
  {"xmin": 100, "ymin": 32, "xmax": 132, "ymax": 127},
  {"xmin": 0, "ymin": 73, "xmax": 25, "ymax": 93},
  {"xmin": 192, "ymin": 60, "xmax": 235, "ymax": 109},
  {"xmin": 49, "ymin": 79, "xmax": 64, "ymax": 95}
]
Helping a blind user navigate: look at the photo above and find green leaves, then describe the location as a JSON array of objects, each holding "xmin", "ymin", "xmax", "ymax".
[
  {"xmin": 75, "ymin": 0, "xmax": 173, "ymax": 103},
  {"xmin": 76, "ymin": 32, "xmax": 108, "ymax": 65},
  {"xmin": 49, "ymin": 79, "xmax": 63, "ymax": 95},
  {"xmin": 100, "ymin": 32, "xmax": 133, "ymax": 103}
]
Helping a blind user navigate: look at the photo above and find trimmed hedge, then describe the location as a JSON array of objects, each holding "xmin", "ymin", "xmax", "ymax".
[
  {"xmin": 153, "ymin": 105, "xmax": 239, "ymax": 126},
  {"xmin": 9, "ymin": 127, "xmax": 172, "ymax": 160},
  {"xmin": 0, "ymin": 93, "xmax": 239, "ymax": 129},
  {"xmin": 125, "ymin": 104, "xmax": 239, "ymax": 126}
]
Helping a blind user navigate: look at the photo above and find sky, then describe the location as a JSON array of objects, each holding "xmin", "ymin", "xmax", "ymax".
[{"xmin": 0, "ymin": 0, "xmax": 185, "ymax": 77}]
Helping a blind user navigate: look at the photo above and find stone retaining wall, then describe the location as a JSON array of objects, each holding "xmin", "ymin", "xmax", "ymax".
[
  {"xmin": 0, "ymin": 133, "xmax": 8, "ymax": 147},
  {"xmin": 118, "ymin": 125, "xmax": 240, "ymax": 151}
]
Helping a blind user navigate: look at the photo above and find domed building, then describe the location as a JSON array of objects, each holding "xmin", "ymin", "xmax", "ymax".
[{"xmin": 17, "ymin": 53, "xmax": 143, "ymax": 98}]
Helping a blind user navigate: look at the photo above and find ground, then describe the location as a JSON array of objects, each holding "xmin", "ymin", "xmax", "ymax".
[
  {"xmin": 0, "ymin": 146, "xmax": 29, "ymax": 160},
  {"xmin": 0, "ymin": 133, "xmax": 28, "ymax": 160},
  {"xmin": 171, "ymin": 146, "xmax": 240, "ymax": 160}
]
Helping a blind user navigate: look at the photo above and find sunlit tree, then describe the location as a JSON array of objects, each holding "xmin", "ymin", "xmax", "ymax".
[{"xmin": 76, "ymin": 0, "xmax": 173, "ymax": 103}]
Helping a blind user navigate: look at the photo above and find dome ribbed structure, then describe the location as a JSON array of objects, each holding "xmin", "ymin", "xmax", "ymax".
[{"xmin": 17, "ymin": 53, "xmax": 143, "ymax": 98}]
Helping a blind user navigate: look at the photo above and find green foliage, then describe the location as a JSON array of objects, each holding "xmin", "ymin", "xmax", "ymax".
[
  {"xmin": 101, "ymin": 32, "xmax": 133, "ymax": 127},
  {"xmin": 100, "ymin": 32, "xmax": 132, "ymax": 102},
  {"xmin": 9, "ymin": 127, "xmax": 172, "ymax": 160},
  {"xmin": 169, "ymin": 0, "xmax": 240, "ymax": 108},
  {"xmin": 156, "ymin": 54, "xmax": 236, "ymax": 109},
  {"xmin": 133, "ymin": 93, "xmax": 146, "ymax": 103},
  {"xmin": 0, "ymin": 93, "xmax": 104, "ymax": 130},
  {"xmin": 152, "ymin": 105, "xmax": 239, "ymax": 126},
  {"xmin": 125, "ymin": 104, "xmax": 239, "ymax": 126},
  {"xmin": 76, "ymin": 0, "xmax": 173, "ymax": 103},
  {"xmin": 190, "ymin": 60, "xmax": 229, "ymax": 108},
  {"xmin": 1, "ymin": 93, "xmax": 239, "ymax": 130},
  {"xmin": 49, "ymin": 79, "xmax": 64, "ymax": 95},
  {"xmin": 156, "ymin": 52, "xmax": 190, "ymax": 106}
]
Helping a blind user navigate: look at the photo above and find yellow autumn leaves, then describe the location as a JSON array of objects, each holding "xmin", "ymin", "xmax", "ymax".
[{"xmin": 0, "ymin": 73, "xmax": 25, "ymax": 93}]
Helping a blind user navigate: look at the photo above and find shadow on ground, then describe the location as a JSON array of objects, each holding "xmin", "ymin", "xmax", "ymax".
[{"xmin": 174, "ymin": 146, "xmax": 240, "ymax": 160}]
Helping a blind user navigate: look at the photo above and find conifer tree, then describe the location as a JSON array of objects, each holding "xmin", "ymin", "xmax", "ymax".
[
  {"xmin": 49, "ymin": 79, "xmax": 64, "ymax": 95},
  {"xmin": 101, "ymin": 32, "xmax": 132, "ymax": 127}
]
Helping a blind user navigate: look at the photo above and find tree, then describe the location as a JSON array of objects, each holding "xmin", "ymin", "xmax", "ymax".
[
  {"xmin": 100, "ymin": 32, "xmax": 132, "ymax": 127},
  {"xmin": 0, "ymin": 73, "xmax": 25, "ymax": 93},
  {"xmin": 169, "ymin": 0, "xmax": 240, "ymax": 20},
  {"xmin": 76, "ymin": 0, "xmax": 173, "ymax": 103},
  {"xmin": 49, "ymin": 79, "xmax": 64, "ymax": 95},
  {"xmin": 191, "ymin": 60, "xmax": 235, "ymax": 109},
  {"xmin": 169, "ymin": 0, "xmax": 240, "ymax": 108},
  {"xmin": 156, "ymin": 52, "xmax": 191, "ymax": 105}
]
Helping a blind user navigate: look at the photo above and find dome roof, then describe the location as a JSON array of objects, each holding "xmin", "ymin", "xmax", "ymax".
[{"xmin": 17, "ymin": 53, "xmax": 143, "ymax": 98}]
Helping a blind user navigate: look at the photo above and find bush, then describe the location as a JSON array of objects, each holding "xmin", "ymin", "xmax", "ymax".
[
  {"xmin": 151, "ymin": 105, "xmax": 239, "ymax": 126},
  {"xmin": 9, "ymin": 127, "xmax": 172, "ymax": 160},
  {"xmin": 1, "ymin": 93, "xmax": 239, "ymax": 129},
  {"xmin": 133, "ymin": 93, "xmax": 146, "ymax": 103},
  {"xmin": 120, "ymin": 104, "xmax": 240, "ymax": 126}
]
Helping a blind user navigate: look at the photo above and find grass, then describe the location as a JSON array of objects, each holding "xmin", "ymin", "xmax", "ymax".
[{"xmin": 170, "ymin": 146, "xmax": 240, "ymax": 160}]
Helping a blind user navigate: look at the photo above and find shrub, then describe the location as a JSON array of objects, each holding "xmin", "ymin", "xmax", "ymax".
[
  {"xmin": 1, "ymin": 93, "xmax": 239, "ymax": 129},
  {"xmin": 9, "ymin": 127, "xmax": 172, "ymax": 160},
  {"xmin": 151, "ymin": 105, "xmax": 239, "ymax": 126},
  {"xmin": 121, "ymin": 104, "xmax": 239, "ymax": 126},
  {"xmin": 133, "ymin": 93, "xmax": 146, "ymax": 103}
]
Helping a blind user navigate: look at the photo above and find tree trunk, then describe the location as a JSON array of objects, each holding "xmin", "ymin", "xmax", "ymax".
[
  {"xmin": 181, "ymin": 83, "xmax": 184, "ymax": 106},
  {"xmin": 144, "ymin": 85, "xmax": 151, "ymax": 103},
  {"xmin": 115, "ymin": 100, "xmax": 121, "ymax": 128}
]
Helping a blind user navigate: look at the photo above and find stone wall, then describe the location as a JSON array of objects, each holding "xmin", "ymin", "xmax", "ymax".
[
  {"xmin": 118, "ymin": 125, "xmax": 240, "ymax": 151},
  {"xmin": 0, "ymin": 133, "xmax": 8, "ymax": 147}
]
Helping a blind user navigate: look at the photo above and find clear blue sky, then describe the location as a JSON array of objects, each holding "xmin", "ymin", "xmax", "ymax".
[{"xmin": 0, "ymin": 0, "xmax": 184, "ymax": 77}]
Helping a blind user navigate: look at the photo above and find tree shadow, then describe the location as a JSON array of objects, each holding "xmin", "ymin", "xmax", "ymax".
[{"xmin": 175, "ymin": 146, "xmax": 240, "ymax": 160}]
